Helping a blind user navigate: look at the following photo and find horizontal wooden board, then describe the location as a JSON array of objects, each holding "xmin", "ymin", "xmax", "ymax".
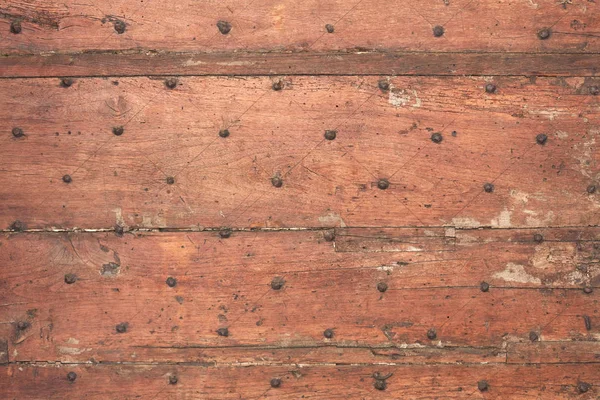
[
  {"xmin": 1, "ymin": 0, "xmax": 600, "ymax": 55},
  {"xmin": 1, "ymin": 363, "xmax": 598, "ymax": 399},
  {"xmin": 3, "ymin": 52, "xmax": 600, "ymax": 78},
  {"xmin": 1, "ymin": 229, "xmax": 598, "ymax": 363},
  {"xmin": 2, "ymin": 76, "xmax": 600, "ymax": 230},
  {"xmin": 507, "ymin": 342, "xmax": 600, "ymax": 364}
]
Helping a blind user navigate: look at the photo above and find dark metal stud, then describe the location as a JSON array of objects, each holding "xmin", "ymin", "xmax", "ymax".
[
  {"xmin": 67, "ymin": 371, "xmax": 77, "ymax": 382},
  {"xmin": 583, "ymin": 315, "xmax": 591, "ymax": 331},
  {"xmin": 272, "ymin": 80, "xmax": 284, "ymax": 91},
  {"xmin": 115, "ymin": 322, "xmax": 128, "ymax": 333},
  {"xmin": 219, "ymin": 228, "xmax": 232, "ymax": 239},
  {"xmin": 324, "ymin": 130, "xmax": 337, "ymax": 140},
  {"xmin": 219, "ymin": 129, "xmax": 230, "ymax": 138},
  {"xmin": 587, "ymin": 185, "xmax": 596, "ymax": 194},
  {"xmin": 112, "ymin": 126, "xmax": 124, "ymax": 136},
  {"xmin": 536, "ymin": 133, "xmax": 547, "ymax": 145},
  {"xmin": 217, "ymin": 20, "xmax": 232, "ymax": 34},
  {"xmin": 10, "ymin": 220, "xmax": 24, "ymax": 231},
  {"xmin": 537, "ymin": 28, "xmax": 551, "ymax": 40},
  {"xmin": 433, "ymin": 25, "xmax": 444, "ymax": 37},
  {"xmin": 166, "ymin": 277, "xmax": 177, "ymax": 288},
  {"xmin": 483, "ymin": 183, "xmax": 494, "ymax": 193},
  {"xmin": 485, "ymin": 83, "xmax": 496, "ymax": 94},
  {"xmin": 477, "ymin": 380, "xmax": 489, "ymax": 392},
  {"xmin": 270, "ymin": 378, "xmax": 282, "ymax": 388},
  {"xmin": 166, "ymin": 176, "xmax": 175, "ymax": 185},
  {"xmin": 64, "ymin": 273, "xmax": 77, "ymax": 284},
  {"xmin": 480, "ymin": 282, "xmax": 490, "ymax": 292},
  {"xmin": 431, "ymin": 132, "xmax": 443, "ymax": 143},
  {"xmin": 169, "ymin": 375, "xmax": 178, "ymax": 385},
  {"xmin": 374, "ymin": 380, "xmax": 387, "ymax": 391},
  {"xmin": 62, "ymin": 174, "xmax": 72, "ymax": 184},
  {"xmin": 271, "ymin": 276, "xmax": 285, "ymax": 290},
  {"xmin": 12, "ymin": 127, "xmax": 25, "ymax": 138},
  {"xmin": 323, "ymin": 328, "xmax": 334, "ymax": 339},
  {"xmin": 16, "ymin": 321, "xmax": 30, "ymax": 331},
  {"xmin": 114, "ymin": 20, "xmax": 126, "ymax": 34},
  {"xmin": 165, "ymin": 78, "xmax": 178, "ymax": 89},
  {"xmin": 529, "ymin": 331, "xmax": 539, "ymax": 342},
  {"xmin": 378, "ymin": 80, "xmax": 390, "ymax": 91},
  {"xmin": 577, "ymin": 382, "xmax": 591, "ymax": 394},
  {"xmin": 583, "ymin": 287, "xmax": 593, "ymax": 294},
  {"xmin": 325, "ymin": 24, "xmax": 334, "ymax": 33},
  {"xmin": 323, "ymin": 230, "xmax": 335, "ymax": 242},
  {"xmin": 377, "ymin": 282, "xmax": 388, "ymax": 293},
  {"xmin": 115, "ymin": 225, "xmax": 124, "ymax": 237},
  {"xmin": 377, "ymin": 179, "xmax": 390, "ymax": 190},
  {"xmin": 216, "ymin": 327, "xmax": 229, "ymax": 337},
  {"xmin": 60, "ymin": 78, "xmax": 74, "ymax": 88},
  {"xmin": 10, "ymin": 21, "xmax": 22, "ymax": 34},
  {"xmin": 589, "ymin": 86, "xmax": 600, "ymax": 96},
  {"xmin": 533, "ymin": 233, "xmax": 544, "ymax": 243},
  {"xmin": 427, "ymin": 328, "xmax": 437, "ymax": 340},
  {"xmin": 271, "ymin": 176, "xmax": 283, "ymax": 188}
]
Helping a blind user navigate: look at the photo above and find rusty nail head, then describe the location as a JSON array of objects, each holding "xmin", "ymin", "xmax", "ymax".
[
  {"xmin": 219, "ymin": 228, "xmax": 232, "ymax": 239},
  {"xmin": 433, "ymin": 25, "xmax": 444, "ymax": 37},
  {"xmin": 323, "ymin": 230, "xmax": 335, "ymax": 242},
  {"xmin": 16, "ymin": 321, "xmax": 30, "ymax": 331},
  {"xmin": 165, "ymin": 78, "xmax": 177, "ymax": 89},
  {"xmin": 115, "ymin": 225, "xmax": 124, "ymax": 237},
  {"xmin": 538, "ymin": 28, "xmax": 551, "ymax": 40},
  {"xmin": 477, "ymin": 380, "xmax": 489, "ymax": 392},
  {"xmin": 113, "ymin": 126, "xmax": 124, "ymax": 136},
  {"xmin": 169, "ymin": 375, "xmax": 178, "ymax": 385},
  {"xmin": 114, "ymin": 20, "xmax": 126, "ymax": 34},
  {"xmin": 587, "ymin": 185, "xmax": 596, "ymax": 194},
  {"xmin": 67, "ymin": 371, "xmax": 77, "ymax": 382},
  {"xmin": 271, "ymin": 176, "xmax": 283, "ymax": 188},
  {"xmin": 272, "ymin": 80, "xmax": 284, "ymax": 91},
  {"xmin": 533, "ymin": 233, "xmax": 544, "ymax": 243},
  {"xmin": 577, "ymin": 382, "xmax": 591, "ymax": 393},
  {"xmin": 480, "ymin": 281, "xmax": 490, "ymax": 292},
  {"xmin": 485, "ymin": 83, "xmax": 496, "ymax": 94},
  {"xmin": 529, "ymin": 331, "xmax": 539, "ymax": 342},
  {"xmin": 12, "ymin": 127, "xmax": 25, "ymax": 138},
  {"xmin": 62, "ymin": 175, "xmax": 72, "ymax": 184},
  {"xmin": 374, "ymin": 380, "xmax": 387, "ymax": 391},
  {"xmin": 60, "ymin": 78, "xmax": 73, "ymax": 88},
  {"xmin": 116, "ymin": 322, "xmax": 128, "ymax": 333},
  {"xmin": 583, "ymin": 287, "xmax": 593, "ymax": 294},
  {"xmin": 378, "ymin": 80, "xmax": 390, "ymax": 91},
  {"xmin": 325, "ymin": 24, "xmax": 335, "ymax": 33},
  {"xmin": 219, "ymin": 129, "xmax": 230, "ymax": 138},
  {"xmin": 431, "ymin": 132, "xmax": 443, "ymax": 144},
  {"xmin": 270, "ymin": 378, "xmax": 282, "ymax": 388},
  {"xmin": 217, "ymin": 20, "xmax": 232, "ymax": 34},
  {"xmin": 166, "ymin": 277, "xmax": 177, "ymax": 288},
  {"xmin": 377, "ymin": 282, "xmax": 388, "ymax": 293},
  {"xmin": 271, "ymin": 276, "xmax": 285, "ymax": 290},
  {"xmin": 10, "ymin": 220, "xmax": 24, "ymax": 231},
  {"xmin": 324, "ymin": 130, "xmax": 337, "ymax": 140},
  {"xmin": 216, "ymin": 327, "xmax": 229, "ymax": 337},
  {"xmin": 10, "ymin": 20, "xmax": 22, "ymax": 34},
  {"xmin": 427, "ymin": 328, "xmax": 437, "ymax": 340},
  {"xmin": 377, "ymin": 179, "xmax": 390, "ymax": 190},
  {"xmin": 323, "ymin": 328, "xmax": 334, "ymax": 339},
  {"xmin": 536, "ymin": 133, "xmax": 547, "ymax": 145},
  {"xmin": 483, "ymin": 183, "xmax": 494, "ymax": 193},
  {"xmin": 64, "ymin": 273, "xmax": 77, "ymax": 284},
  {"xmin": 166, "ymin": 176, "xmax": 175, "ymax": 185},
  {"xmin": 589, "ymin": 86, "xmax": 600, "ymax": 96}
]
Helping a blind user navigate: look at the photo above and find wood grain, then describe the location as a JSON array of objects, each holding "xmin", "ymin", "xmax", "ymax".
[
  {"xmin": 2, "ymin": 76, "xmax": 600, "ymax": 230},
  {"xmin": 1, "ymin": 363, "xmax": 598, "ymax": 399},
  {"xmin": 1, "ymin": 0, "xmax": 599, "ymax": 55},
  {"xmin": 1, "ymin": 229, "xmax": 597, "ymax": 363}
]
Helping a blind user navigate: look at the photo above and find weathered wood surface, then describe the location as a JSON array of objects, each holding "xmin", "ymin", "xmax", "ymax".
[
  {"xmin": 1, "ymin": 0, "xmax": 599, "ymax": 55},
  {"xmin": 3, "ymin": 75, "xmax": 600, "ymax": 230},
  {"xmin": 1, "ymin": 229, "xmax": 597, "ymax": 363},
  {"xmin": 2, "ymin": 363, "xmax": 599, "ymax": 399}
]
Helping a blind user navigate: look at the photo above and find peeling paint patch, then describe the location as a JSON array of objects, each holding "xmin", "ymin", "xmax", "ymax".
[
  {"xmin": 388, "ymin": 88, "xmax": 421, "ymax": 108},
  {"xmin": 451, "ymin": 217, "xmax": 481, "ymax": 228},
  {"xmin": 493, "ymin": 263, "xmax": 541, "ymax": 284},
  {"xmin": 491, "ymin": 209, "xmax": 512, "ymax": 228},
  {"xmin": 318, "ymin": 212, "xmax": 347, "ymax": 227}
]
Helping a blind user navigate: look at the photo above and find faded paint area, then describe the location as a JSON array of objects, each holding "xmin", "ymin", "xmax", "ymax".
[
  {"xmin": 388, "ymin": 88, "xmax": 422, "ymax": 108},
  {"xmin": 450, "ymin": 217, "xmax": 481, "ymax": 228},
  {"xmin": 572, "ymin": 129, "xmax": 598, "ymax": 179},
  {"xmin": 318, "ymin": 212, "xmax": 347, "ymax": 227},
  {"xmin": 490, "ymin": 209, "xmax": 512, "ymax": 228},
  {"xmin": 493, "ymin": 263, "xmax": 541, "ymax": 284}
]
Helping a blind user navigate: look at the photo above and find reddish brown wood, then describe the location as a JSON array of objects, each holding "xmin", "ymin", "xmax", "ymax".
[
  {"xmin": 508, "ymin": 342, "xmax": 600, "ymax": 364},
  {"xmin": 1, "ymin": 363, "xmax": 598, "ymax": 399},
  {"xmin": 1, "ymin": 0, "xmax": 599, "ymax": 55},
  {"xmin": 2, "ymin": 76, "xmax": 600, "ymax": 230}
]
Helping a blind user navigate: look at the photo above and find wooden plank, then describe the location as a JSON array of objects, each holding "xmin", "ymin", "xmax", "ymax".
[
  {"xmin": 508, "ymin": 342, "xmax": 600, "ymax": 364},
  {"xmin": 2, "ymin": 75, "xmax": 600, "ymax": 230},
  {"xmin": 2, "ymin": 52, "xmax": 600, "ymax": 78},
  {"xmin": 1, "ymin": 229, "xmax": 598, "ymax": 363},
  {"xmin": 1, "ymin": 363, "xmax": 598, "ymax": 399},
  {"xmin": 1, "ymin": 0, "xmax": 600, "ymax": 55}
]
